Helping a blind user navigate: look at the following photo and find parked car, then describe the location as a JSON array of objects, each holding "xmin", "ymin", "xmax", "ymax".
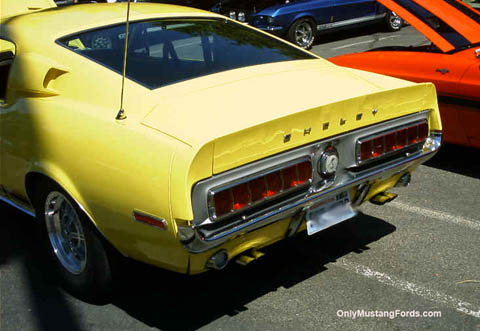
[
  {"xmin": 55, "ymin": 0, "xmax": 218, "ymax": 8},
  {"xmin": 330, "ymin": 0, "xmax": 480, "ymax": 148},
  {"xmin": 0, "ymin": 0, "xmax": 441, "ymax": 301},
  {"xmin": 211, "ymin": 0, "xmax": 403, "ymax": 48}
]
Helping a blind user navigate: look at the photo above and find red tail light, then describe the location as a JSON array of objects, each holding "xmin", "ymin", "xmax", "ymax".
[
  {"xmin": 211, "ymin": 160, "xmax": 312, "ymax": 219},
  {"xmin": 373, "ymin": 137, "xmax": 384, "ymax": 157},
  {"xmin": 213, "ymin": 190, "xmax": 233, "ymax": 217},
  {"xmin": 266, "ymin": 172, "xmax": 282, "ymax": 196},
  {"xmin": 396, "ymin": 129, "xmax": 406, "ymax": 150},
  {"xmin": 281, "ymin": 165, "xmax": 298, "ymax": 187},
  {"xmin": 385, "ymin": 132, "xmax": 396, "ymax": 152},
  {"xmin": 231, "ymin": 183, "xmax": 250, "ymax": 210},
  {"xmin": 357, "ymin": 121, "xmax": 428, "ymax": 164},
  {"xmin": 407, "ymin": 126, "xmax": 418, "ymax": 144},
  {"xmin": 360, "ymin": 140, "xmax": 373, "ymax": 161},
  {"xmin": 297, "ymin": 161, "xmax": 312, "ymax": 184},
  {"xmin": 418, "ymin": 122, "xmax": 428, "ymax": 141},
  {"xmin": 250, "ymin": 177, "xmax": 267, "ymax": 202}
]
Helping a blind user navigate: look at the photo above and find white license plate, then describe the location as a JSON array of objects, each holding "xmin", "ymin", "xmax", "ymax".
[{"xmin": 305, "ymin": 191, "xmax": 357, "ymax": 235}]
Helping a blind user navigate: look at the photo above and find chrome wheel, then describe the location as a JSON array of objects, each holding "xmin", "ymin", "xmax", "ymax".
[
  {"xmin": 45, "ymin": 191, "xmax": 87, "ymax": 275},
  {"xmin": 294, "ymin": 21, "xmax": 314, "ymax": 48},
  {"xmin": 388, "ymin": 12, "xmax": 402, "ymax": 31}
]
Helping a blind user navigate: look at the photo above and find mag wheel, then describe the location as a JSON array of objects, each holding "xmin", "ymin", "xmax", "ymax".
[
  {"xmin": 37, "ymin": 182, "xmax": 114, "ymax": 302},
  {"xmin": 45, "ymin": 191, "xmax": 87, "ymax": 275},
  {"xmin": 288, "ymin": 18, "xmax": 315, "ymax": 49},
  {"xmin": 386, "ymin": 11, "xmax": 403, "ymax": 31}
]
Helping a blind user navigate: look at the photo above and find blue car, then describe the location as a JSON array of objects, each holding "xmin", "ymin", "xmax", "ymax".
[{"xmin": 211, "ymin": 0, "xmax": 402, "ymax": 49}]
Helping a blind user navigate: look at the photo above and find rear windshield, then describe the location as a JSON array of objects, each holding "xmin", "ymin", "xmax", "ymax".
[{"xmin": 58, "ymin": 19, "xmax": 315, "ymax": 89}]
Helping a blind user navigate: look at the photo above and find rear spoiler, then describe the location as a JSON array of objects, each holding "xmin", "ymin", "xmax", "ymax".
[{"xmin": 1, "ymin": 0, "xmax": 56, "ymax": 21}]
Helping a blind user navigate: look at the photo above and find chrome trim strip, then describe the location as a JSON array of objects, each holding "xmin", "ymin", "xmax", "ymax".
[
  {"xmin": 317, "ymin": 13, "xmax": 386, "ymax": 30},
  {"xmin": 0, "ymin": 195, "xmax": 36, "ymax": 217}
]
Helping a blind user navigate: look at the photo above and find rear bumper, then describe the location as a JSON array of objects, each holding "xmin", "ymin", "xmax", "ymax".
[{"xmin": 182, "ymin": 127, "xmax": 441, "ymax": 255}]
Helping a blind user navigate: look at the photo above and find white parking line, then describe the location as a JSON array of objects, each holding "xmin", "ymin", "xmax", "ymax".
[
  {"xmin": 331, "ymin": 35, "xmax": 400, "ymax": 50},
  {"xmin": 335, "ymin": 259, "xmax": 480, "ymax": 318},
  {"xmin": 389, "ymin": 201, "xmax": 480, "ymax": 231}
]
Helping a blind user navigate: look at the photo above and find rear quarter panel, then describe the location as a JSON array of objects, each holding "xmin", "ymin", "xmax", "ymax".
[{"xmin": 2, "ymin": 34, "xmax": 193, "ymax": 272}]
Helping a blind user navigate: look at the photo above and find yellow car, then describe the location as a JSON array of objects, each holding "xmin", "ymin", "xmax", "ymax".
[{"xmin": 0, "ymin": 0, "xmax": 441, "ymax": 301}]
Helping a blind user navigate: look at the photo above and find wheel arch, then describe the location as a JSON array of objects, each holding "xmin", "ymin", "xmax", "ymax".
[
  {"xmin": 290, "ymin": 14, "xmax": 317, "ymax": 29},
  {"xmin": 24, "ymin": 170, "xmax": 125, "ymax": 255},
  {"xmin": 25, "ymin": 169, "xmax": 97, "ymax": 230}
]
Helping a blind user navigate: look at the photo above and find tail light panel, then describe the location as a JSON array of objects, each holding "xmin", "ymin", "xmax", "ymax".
[
  {"xmin": 208, "ymin": 159, "xmax": 312, "ymax": 220},
  {"xmin": 192, "ymin": 111, "xmax": 433, "ymax": 235},
  {"xmin": 356, "ymin": 120, "xmax": 428, "ymax": 165}
]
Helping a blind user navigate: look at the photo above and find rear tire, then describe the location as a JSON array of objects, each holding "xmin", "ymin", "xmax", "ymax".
[
  {"xmin": 288, "ymin": 18, "xmax": 316, "ymax": 49},
  {"xmin": 34, "ymin": 181, "xmax": 113, "ymax": 303}
]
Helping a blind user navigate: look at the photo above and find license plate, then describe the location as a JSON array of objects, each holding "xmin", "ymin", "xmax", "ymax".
[{"xmin": 305, "ymin": 191, "xmax": 357, "ymax": 235}]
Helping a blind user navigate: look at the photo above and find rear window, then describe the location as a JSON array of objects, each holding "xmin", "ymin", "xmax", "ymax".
[{"xmin": 58, "ymin": 19, "xmax": 315, "ymax": 89}]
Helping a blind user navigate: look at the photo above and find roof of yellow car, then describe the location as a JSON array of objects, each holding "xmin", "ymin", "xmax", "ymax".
[{"xmin": 2, "ymin": 3, "xmax": 219, "ymax": 39}]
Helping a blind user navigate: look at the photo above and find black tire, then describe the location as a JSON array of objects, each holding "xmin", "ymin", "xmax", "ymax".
[
  {"xmin": 385, "ymin": 11, "xmax": 403, "ymax": 32},
  {"xmin": 34, "ymin": 180, "xmax": 114, "ymax": 303},
  {"xmin": 287, "ymin": 18, "xmax": 316, "ymax": 49}
]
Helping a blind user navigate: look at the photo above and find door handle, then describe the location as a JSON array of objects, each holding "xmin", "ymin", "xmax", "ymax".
[{"xmin": 436, "ymin": 68, "xmax": 449, "ymax": 75}]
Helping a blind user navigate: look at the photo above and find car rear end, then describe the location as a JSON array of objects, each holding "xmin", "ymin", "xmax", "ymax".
[{"xmin": 164, "ymin": 71, "xmax": 442, "ymax": 274}]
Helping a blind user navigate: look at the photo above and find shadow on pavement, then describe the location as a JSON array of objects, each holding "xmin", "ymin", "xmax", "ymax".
[
  {"xmin": 111, "ymin": 212, "xmax": 395, "ymax": 331},
  {"xmin": 424, "ymin": 143, "xmax": 480, "ymax": 179},
  {"xmin": 0, "ymin": 204, "xmax": 82, "ymax": 331},
  {"xmin": 1, "ymin": 202, "xmax": 395, "ymax": 331}
]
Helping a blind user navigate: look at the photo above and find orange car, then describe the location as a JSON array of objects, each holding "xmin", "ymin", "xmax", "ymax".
[{"xmin": 330, "ymin": 0, "xmax": 480, "ymax": 148}]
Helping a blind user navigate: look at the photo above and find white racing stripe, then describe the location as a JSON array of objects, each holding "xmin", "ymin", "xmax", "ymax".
[
  {"xmin": 389, "ymin": 201, "xmax": 480, "ymax": 231},
  {"xmin": 331, "ymin": 36, "xmax": 400, "ymax": 50},
  {"xmin": 335, "ymin": 259, "xmax": 480, "ymax": 318}
]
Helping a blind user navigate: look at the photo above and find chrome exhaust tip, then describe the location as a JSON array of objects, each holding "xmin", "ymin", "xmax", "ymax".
[
  {"xmin": 206, "ymin": 250, "xmax": 229, "ymax": 270},
  {"xmin": 370, "ymin": 192, "xmax": 398, "ymax": 205}
]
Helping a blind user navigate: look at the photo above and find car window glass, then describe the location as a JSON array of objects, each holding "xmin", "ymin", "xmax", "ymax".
[
  {"xmin": 58, "ymin": 19, "xmax": 315, "ymax": 89},
  {"xmin": 172, "ymin": 35, "xmax": 205, "ymax": 62}
]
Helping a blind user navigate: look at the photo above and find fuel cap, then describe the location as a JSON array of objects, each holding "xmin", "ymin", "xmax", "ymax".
[{"xmin": 318, "ymin": 146, "xmax": 339, "ymax": 178}]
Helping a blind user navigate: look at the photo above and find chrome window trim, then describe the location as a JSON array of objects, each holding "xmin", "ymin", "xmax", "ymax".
[{"xmin": 317, "ymin": 13, "xmax": 386, "ymax": 31}]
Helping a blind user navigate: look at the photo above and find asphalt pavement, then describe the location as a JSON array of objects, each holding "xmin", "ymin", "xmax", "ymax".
[{"xmin": 1, "ymin": 25, "xmax": 479, "ymax": 331}]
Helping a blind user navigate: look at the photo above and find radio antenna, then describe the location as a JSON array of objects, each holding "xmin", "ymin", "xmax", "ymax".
[{"xmin": 115, "ymin": 0, "xmax": 132, "ymax": 120}]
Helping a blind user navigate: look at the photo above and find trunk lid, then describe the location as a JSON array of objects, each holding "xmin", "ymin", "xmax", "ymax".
[{"xmin": 142, "ymin": 60, "xmax": 438, "ymax": 174}]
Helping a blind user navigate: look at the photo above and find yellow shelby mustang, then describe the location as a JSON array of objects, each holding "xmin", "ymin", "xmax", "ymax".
[{"xmin": 0, "ymin": 0, "xmax": 441, "ymax": 301}]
